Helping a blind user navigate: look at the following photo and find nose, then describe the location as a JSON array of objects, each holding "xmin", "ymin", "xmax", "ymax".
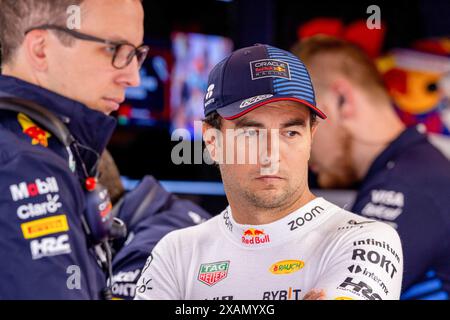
[
  {"xmin": 259, "ymin": 129, "xmax": 280, "ymax": 167},
  {"xmin": 116, "ymin": 56, "xmax": 141, "ymax": 88},
  {"xmin": 258, "ymin": 130, "xmax": 281, "ymax": 175}
]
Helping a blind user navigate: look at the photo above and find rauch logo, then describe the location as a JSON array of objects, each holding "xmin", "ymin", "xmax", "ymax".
[{"xmin": 269, "ymin": 260, "xmax": 305, "ymax": 275}]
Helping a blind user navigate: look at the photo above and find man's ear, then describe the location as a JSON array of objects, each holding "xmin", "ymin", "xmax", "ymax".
[
  {"xmin": 202, "ymin": 122, "xmax": 221, "ymax": 163},
  {"xmin": 24, "ymin": 30, "xmax": 49, "ymax": 72},
  {"xmin": 331, "ymin": 78, "xmax": 356, "ymax": 120}
]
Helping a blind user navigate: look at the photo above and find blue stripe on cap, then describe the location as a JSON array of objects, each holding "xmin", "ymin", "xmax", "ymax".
[
  {"xmin": 275, "ymin": 89, "xmax": 315, "ymax": 97},
  {"xmin": 287, "ymin": 69, "xmax": 312, "ymax": 79},
  {"xmin": 274, "ymin": 81, "xmax": 314, "ymax": 91},
  {"xmin": 266, "ymin": 45, "xmax": 316, "ymax": 106},
  {"xmin": 272, "ymin": 73, "xmax": 314, "ymax": 84}
]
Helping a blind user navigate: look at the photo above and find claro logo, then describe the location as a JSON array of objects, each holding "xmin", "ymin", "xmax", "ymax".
[
  {"xmin": 288, "ymin": 206, "xmax": 324, "ymax": 231},
  {"xmin": 269, "ymin": 260, "xmax": 305, "ymax": 275}
]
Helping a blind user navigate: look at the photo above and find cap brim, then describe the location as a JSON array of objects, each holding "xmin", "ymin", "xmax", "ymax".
[{"xmin": 217, "ymin": 96, "xmax": 327, "ymax": 120}]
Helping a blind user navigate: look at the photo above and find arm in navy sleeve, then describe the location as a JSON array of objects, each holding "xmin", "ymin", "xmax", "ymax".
[
  {"xmin": 0, "ymin": 147, "xmax": 103, "ymax": 299},
  {"xmin": 110, "ymin": 176, "xmax": 211, "ymax": 300}
]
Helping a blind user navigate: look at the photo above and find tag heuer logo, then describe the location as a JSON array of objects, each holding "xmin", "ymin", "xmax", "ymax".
[{"xmin": 198, "ymin": 261, "xmax": 230, "ymax": 286}]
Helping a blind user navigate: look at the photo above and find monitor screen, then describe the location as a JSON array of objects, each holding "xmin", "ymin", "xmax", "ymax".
[
  {"xmin": 117, "ymin": 45, "xmax": 173, "ymax": 127},
  {"xmin": 170, "ymin": 32, "xmax": 233, "ymax": 139}
]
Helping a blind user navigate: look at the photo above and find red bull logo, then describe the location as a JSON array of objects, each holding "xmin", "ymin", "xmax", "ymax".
[
  {"xmin": 18, "ymin": 113, "xmax": 51, "ymax": 147},
  {"xmin": 274, "ymin": 66, "xmax": 286, "ymax": 72},
  {"xmin": 242, "ymin": 228, "xmax": 270, "ymax": 245}
]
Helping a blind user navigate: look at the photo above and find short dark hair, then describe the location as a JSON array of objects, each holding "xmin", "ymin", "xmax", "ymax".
[
  {"xmin": 203, "ymin": 110, "xmax": 318, "ymax": 130},
  {"xmin": 0, "ymin": 0, "xmax": 84, "ymax": 65}
]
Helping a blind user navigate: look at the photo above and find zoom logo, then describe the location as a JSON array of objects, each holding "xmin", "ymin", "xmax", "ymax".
[{"xmin": 288, "ymin": 206, "xmax": 324, "ymax": 231}]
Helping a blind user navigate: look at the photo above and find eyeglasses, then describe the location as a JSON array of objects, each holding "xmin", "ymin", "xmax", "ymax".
[{"xmin": 25, "ymin": 24, "xmax": 149, "ymax": 70}]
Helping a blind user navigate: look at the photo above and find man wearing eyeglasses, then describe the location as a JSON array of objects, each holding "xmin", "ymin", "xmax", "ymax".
[{"xmin": 0, "ymin": 0, "xmax": 147, "ymax": 299}]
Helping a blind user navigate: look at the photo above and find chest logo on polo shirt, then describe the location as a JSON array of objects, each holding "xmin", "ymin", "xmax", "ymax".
[
  {"xmin": 18, "ymin": 113, "xmax": 51, "ymax": 147},
  {"xmin": 242, "ymin": 228, "xmax": 270, "ymax": 245},
  {"xmin": 198, "ymin": 261, "xmax": 230, "ymax": 286},
  {"xmin": 269, "ymin": 260, "xmax": 305, "ymax": 275}
]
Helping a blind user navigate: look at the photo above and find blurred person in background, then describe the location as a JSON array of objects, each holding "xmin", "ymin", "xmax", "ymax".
[{"xmin": 293, "ymin": 35, "xmax": 450, "ymax": 300}]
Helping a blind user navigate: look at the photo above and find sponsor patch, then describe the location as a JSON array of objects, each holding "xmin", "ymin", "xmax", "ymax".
[
  {"xmin": 223, "ymin": 209, "xmax": 233, "ymax": 232},
  {"xmin": 17, "ymin": 194, "xmax": 62, "ymax": 220},
  {"xmin": 337, "ymin": 219, "xmax": 376, "ymax": 231},
  {"xmin": 21, "ymin": 214, "xmax": 69, "ymax": 239},
  {"xmin": 207, "ymin": 295, "xmax": 234, "ymax": 300},
  {"xmin": 262, "ymin": 287, "xmax": 302, "ymax": 300},
  {"xmin": 10, "ymin": 177, "xmax": 59, "ymax": 202},
  {"xmin": 337, "ymin": 277, "xmax": 382, "ymax": 300},
  {"xmin": 18, "ymin": 113, "xmax": 51, "ymax": 147},
  {"xmin": 346, "ymin": 265, "xmax": 389, "ymax": 295},
  {"xmin": 239, "ymin": 94, "xmax": 273, "ymax": 109},
  {"xmin": 288, "ymin": 206, "xmax": 325, "ymax": 231},
  {"xmin": 351, "ymin": 248, "xmax": 398, "ymax": 279},
  {"xmin": 198, "ymin": 261, "xmax": 230, "ymax": 286},
  {"xmin": 111, "ymin": 270, "xmax": 141, "ymax": 298},
  {"xmin": 269, "ymin": 260, "xmax": 305, "ymax": 275},
  {"xmin": 242, "ymin": 228, "xmax": 270, "ymax": 245},
  {"xmin": 30, "ymin": 234, "xmax": 71, "ymax": 260},
  {"xmin": 204, "ymin": 84, "xmax": 216, "ymax": 108},
  {"xmin": 250, "ymin": 59, "xmax": 291, "ymax": 80}
]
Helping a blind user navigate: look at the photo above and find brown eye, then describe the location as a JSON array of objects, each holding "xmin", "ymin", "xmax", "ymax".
[{"xmin": 285, "ymin": 131, "xmax": 299, "ymax": 137}]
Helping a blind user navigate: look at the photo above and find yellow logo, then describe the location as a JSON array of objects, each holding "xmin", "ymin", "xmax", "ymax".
[
  {"xmin": 335, "ymin": 297, "xmax": 354, "ymax": 300},
  {"xmin": 18, "ymin": 113, "xmax": 51, "ymax": 147},
  {"xmin": 21, "ymin": 215, "xmax": 69, "ymax": 239},
  {"xmin": 269, "ymin": 260, "xmax": 305, "ymax": 275}
]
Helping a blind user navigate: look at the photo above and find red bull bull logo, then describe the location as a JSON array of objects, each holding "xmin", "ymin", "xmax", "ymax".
[
  {"xmin": 18, "ymin": 113, "xmax": 51, "ymax": 147},
  {"xmin": 242, "ymin": 228, "xmax": 270, "ymax": 245}
]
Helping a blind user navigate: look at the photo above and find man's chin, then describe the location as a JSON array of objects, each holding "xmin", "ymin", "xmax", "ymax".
[
  {"xmin": 84, "ymin": 102, "xmax": 113, "ymax": 115},
  {"xmin": 245, "ymin": 188, "xmax": 290, "ymax": 208}
]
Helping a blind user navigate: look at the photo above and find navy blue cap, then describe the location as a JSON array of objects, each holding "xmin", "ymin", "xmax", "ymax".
[{"xmin": 203, "ymin": 44, "xmax": 326, "ymax": 120}]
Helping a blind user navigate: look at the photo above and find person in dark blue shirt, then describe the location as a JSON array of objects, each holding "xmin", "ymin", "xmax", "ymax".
[
  {"xmin": 0, "ymin": 0, "xmax": 146, "ymax": 299},
  {"xmin": 293, "ymin": 36, "xmax": 450, "ymax": 299},
  {"xmin": 97, "ymin": 150, "xmax": 211, "ymax": 300}
]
